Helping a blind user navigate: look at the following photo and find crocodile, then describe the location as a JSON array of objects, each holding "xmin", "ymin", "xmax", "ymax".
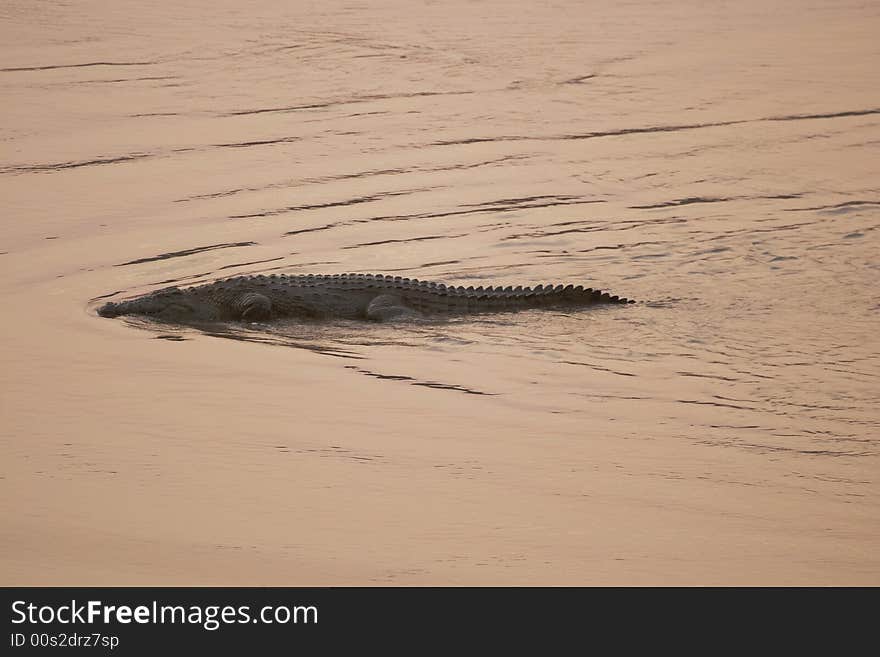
[{"xmin": 96, "ymin": 273, "xmax": 635, "ymax": 323}]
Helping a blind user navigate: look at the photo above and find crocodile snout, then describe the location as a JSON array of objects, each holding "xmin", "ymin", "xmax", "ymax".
[{"xmin": 97, "ymin": 302, "xmax": 119, "ymax": 318}]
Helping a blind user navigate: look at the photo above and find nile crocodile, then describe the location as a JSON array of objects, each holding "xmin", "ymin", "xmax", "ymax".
[{"xmin": 97, "ymin": 273, "xmax": 634, "ymax": 323}]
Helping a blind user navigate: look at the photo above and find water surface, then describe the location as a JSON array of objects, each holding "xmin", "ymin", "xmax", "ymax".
[{"xmin": 1, "ymin": 0, "xmax": 878, "ymax": 584}]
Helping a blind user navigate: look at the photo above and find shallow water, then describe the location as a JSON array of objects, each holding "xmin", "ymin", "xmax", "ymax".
[{"xmin": 2, "ymin": 0, "xmax": 878, "ymax": 584}]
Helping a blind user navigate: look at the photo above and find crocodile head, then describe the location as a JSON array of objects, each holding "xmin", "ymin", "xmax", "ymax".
[{"xmin": 97, "ymin": 287, "xmax": 221, "ymax": 322}]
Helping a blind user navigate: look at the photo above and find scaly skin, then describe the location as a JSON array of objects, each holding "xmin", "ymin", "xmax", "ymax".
[{"xmin": 97, "ymin": 273, "xmax": 635, "ymax": 323}]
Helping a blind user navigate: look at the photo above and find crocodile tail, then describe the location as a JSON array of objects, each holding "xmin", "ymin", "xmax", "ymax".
[
  {"xmin": 504, "ymin": 284, "xmax": 635, "ymax": 307},
  {"xmin": 567, "ymin": 285, "xmax": 636, "ymax": 305},
  {"xmin": 439, "ymin": 284, "xmax": 634, "ymax": 310}
]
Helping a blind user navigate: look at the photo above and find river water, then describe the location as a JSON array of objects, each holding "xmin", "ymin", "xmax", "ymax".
[{"xmin": 2, "ymin": 0, "xmax": 878, "ymax": 584}]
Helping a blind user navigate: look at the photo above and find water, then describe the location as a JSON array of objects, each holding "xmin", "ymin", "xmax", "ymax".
[{"xmin": 1, "ymin": 0, "xmax": 878, "ymax": 584}]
